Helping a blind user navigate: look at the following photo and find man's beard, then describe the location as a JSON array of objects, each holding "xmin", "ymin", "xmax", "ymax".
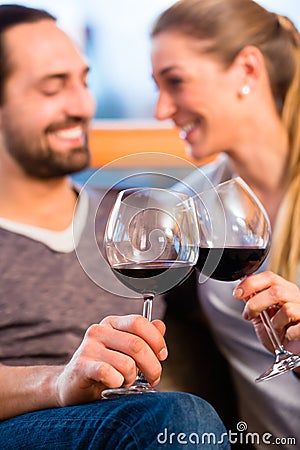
[
  {"xmin": 14, "ymin": 144, "xmax": 90, "ymax": 179},
  {"xmin": 2, "ymin": 128, "xmax": 91, "ymax": 179}
]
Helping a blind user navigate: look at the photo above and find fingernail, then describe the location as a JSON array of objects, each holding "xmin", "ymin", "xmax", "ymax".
[
  {"xmin": 158, "ymin": 348, "xmax": 168, "ymax": 360},
  {"xmin": 152, "ymin": 377, "xmax": 161, "ymax": 387},
  {"xmin": 233, "ymin": 287, "xmax": 243, "ymax": 298},
  {"xmin": 243, "ymin": 311, "xmax": 250, "ymax": 320}
]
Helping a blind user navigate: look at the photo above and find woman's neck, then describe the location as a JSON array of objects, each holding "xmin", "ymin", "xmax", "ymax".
[{"xmin": 227, "ymin": 117, "xmax": 289, "ymax": 226}]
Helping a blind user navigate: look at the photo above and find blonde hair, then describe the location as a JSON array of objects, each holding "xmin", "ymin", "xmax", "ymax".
[
  {"xmin": 152, "ymin": 0, "xmax": 300, "ymax": 281},
  {"xmin": 269, "ymin": 31, "xmax": 300, "ymax": 281}
]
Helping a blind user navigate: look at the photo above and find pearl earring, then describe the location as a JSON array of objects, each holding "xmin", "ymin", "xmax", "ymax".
[{"xmin": 240, "ymin": 85, "xmax": 251, "ymax": 96}]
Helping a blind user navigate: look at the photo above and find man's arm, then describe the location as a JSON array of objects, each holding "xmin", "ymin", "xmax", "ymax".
[{"xmin": 0, "ymin": 364, "xmax": 61, "ymax": 420}]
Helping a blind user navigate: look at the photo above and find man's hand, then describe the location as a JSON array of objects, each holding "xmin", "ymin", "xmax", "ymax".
[{"xmin": 55, "ymin": 315, "xmax": 168, "ymax": 406}]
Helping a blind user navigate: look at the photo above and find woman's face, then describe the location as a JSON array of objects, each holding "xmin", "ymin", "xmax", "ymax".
[{"xmin": 151, "ymin": 32, "xmax": 245, "ymax": 160}]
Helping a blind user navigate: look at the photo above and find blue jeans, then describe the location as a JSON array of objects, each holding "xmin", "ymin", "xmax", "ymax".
[{"xmin": 0, "ymin": 392, "xmax": 230, "ymax": 449}]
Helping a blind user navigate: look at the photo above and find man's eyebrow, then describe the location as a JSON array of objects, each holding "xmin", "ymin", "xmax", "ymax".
[
  {"xmin": 40, "ymin": 73, "xmax": 67, "ymax": 82},
  {"xmin": 40, "ymin": 66, "xmax": 90, "ymax": 82}
]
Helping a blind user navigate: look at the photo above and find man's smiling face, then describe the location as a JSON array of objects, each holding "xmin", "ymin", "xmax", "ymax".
[{"xmin": 0, "ymin": 19, "xmax": 96, "ymax": 178}]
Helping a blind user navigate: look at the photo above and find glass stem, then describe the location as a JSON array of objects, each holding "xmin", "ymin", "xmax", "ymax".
[
  {"xmin": 135, "ymin": 293, "xmax": 154, "ymax": 385},
  {"xmin": 142, "ymin": 293, "xmax": 154, "ymax": 321},
  {"xmin": 243, "ymin": 275, "xmax": 286, "ymax": 357},
  {"xmin": 259, "ymin": 310, "xmax": 286, "ymax": 355}
]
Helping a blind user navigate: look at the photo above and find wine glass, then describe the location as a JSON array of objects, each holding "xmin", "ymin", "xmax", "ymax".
[
  {"xmin": 194, "ymin": 177, "xmax": 300, "ymax": 382},
  {"xmin": 103, "ymin": 187, "xmax": 199, "ymax": 397}
]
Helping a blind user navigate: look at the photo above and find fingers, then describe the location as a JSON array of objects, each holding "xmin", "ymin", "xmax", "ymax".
[
  {"xmin": 271, "ymin": 303, "xmax": 300, "ymax": 341},
  {"xmin": 92, "ymin": 315, "xmax": 168, "ymax": 386},
  {"xmin": 152, "ymin": 319, "xmax": 166, "ymax": 338},
  {"xmin": 56, "ymin": 315, "xmax": 168, "ymax": 405},
  {"xmin": 233, "ymin": 271, "xmax": 282, "ymax": 303},
  {"xmin": 286, "ymin": 323, "xmax": 300, "ymax": 341},
  {"xmin": 233, "ymin": 271, "xmax": 300, "ymax": 318},
  {"xmin": 84, "ymin": 360, "xmax": 125, "ymax": 389},
  {"xmin": 100, "ymin": 315, "xmax": 168, "ymax": 361},
  {"xmin": 56, "ymin": 356, "xmax": 128, "ymax": 406},
  {"xmin": 232, "ymin": 271, "xmax": 300, "ymax": 344},
  {"xmin": 93, "ymin": 330, "xmax": 161, "ymax": 386}
]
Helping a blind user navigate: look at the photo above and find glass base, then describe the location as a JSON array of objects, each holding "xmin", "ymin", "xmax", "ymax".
[
  {"xmin": 256, "ymin": 351, "xmax": 300, "ymax": 382},
  {"xmin": 101, "ymin": 382, "xmax": 157, "ymax": 399}
]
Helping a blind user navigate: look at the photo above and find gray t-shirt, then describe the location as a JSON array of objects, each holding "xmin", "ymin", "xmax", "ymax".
[{"xmin": 0, "ymin": 186, "xmax": 165, "ymax": 366}]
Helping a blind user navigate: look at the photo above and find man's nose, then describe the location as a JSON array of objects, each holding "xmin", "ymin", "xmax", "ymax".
[{"xmin": 64, "ymin": 83, "xmax": 96, "ymax": 119}]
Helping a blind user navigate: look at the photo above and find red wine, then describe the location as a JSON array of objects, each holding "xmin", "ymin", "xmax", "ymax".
[
  {"xmin": 196, "ymin": 247, "xmax": 269, "ymax": 281},
  {"xmin": 112, "ymin": 261, "xmax": 193, "ymax": 294}
]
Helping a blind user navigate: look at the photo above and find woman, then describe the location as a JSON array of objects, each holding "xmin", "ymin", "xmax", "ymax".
[{"xmin": 151, "ymin": 0, "xmax": 300, "ymax": 445}]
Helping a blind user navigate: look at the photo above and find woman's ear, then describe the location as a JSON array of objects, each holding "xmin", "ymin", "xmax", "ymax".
[
  {"xmin": 236, "ymin": 45, "xmax": 264, "ymax": 78},
  {"xmin": 233, "ymin": 45, "xmax": 265, "ymax": 97}
]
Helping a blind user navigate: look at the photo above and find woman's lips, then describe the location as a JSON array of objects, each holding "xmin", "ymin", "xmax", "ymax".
[{"xmin": 179, "ymin": 121, "xmax": 200, "ymax": 141}]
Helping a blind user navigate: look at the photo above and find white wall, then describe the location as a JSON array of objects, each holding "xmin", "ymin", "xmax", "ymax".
[
  {"xmin": 1, "ymin": 0, "xmax": 299, "ymax": 119},
  {"xmin": 255, "ymin": 0, "xmax": 299, "ymax": 27}
]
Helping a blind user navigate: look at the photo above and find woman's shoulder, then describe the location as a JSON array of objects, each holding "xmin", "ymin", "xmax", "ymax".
[{"xmin": 172, "ymin": 153, "xmax": 233, "ymax": 195}]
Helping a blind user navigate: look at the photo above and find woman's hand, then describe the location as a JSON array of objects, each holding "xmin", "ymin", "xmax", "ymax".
[
  {"xmin": 233, "ymin": 271, "xmax": 300, "ymax": 354},
  {"xmin": 55, "ymin": 314, "xmax": 168, "ymax": 407}
]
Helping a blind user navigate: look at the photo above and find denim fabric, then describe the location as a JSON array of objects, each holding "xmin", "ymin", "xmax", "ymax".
[{"xmin": 0, "ymin": 392, "xmax": 230, "ymax": 449}]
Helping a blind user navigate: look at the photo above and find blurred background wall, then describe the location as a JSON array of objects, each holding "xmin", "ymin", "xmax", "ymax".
[{"xmin": 2, "ymin": 0, "xmax": 299, "ymax": 122}]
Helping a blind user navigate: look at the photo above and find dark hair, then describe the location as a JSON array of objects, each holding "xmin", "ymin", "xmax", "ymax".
[{"xmin": 0, "ymin": 4, "xmax": 56, "ymax": 103}]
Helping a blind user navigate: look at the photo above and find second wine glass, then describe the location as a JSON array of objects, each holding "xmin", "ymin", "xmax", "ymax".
[
  {"xmin": 103, "ymin": 187, "xmax": 199, "ymax": 397},
  {"xmin": 194, "ymin": 177, "xmax": 300, "ymax": 382}
]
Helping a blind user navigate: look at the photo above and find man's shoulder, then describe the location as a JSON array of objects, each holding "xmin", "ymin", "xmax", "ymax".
[{"xmin": 75, "ymin": 183, "xmax": 120, "ymax": 221}]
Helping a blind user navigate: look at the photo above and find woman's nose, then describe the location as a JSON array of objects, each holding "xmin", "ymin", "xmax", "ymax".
[{"xmin": 154, "ymin": 91, "xmax": 176, "ymax": 121}]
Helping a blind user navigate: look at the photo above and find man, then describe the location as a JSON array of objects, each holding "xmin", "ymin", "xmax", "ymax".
[{"xmin": 0, "ymin": 4, "xmax": 229, "ymax": 449}]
